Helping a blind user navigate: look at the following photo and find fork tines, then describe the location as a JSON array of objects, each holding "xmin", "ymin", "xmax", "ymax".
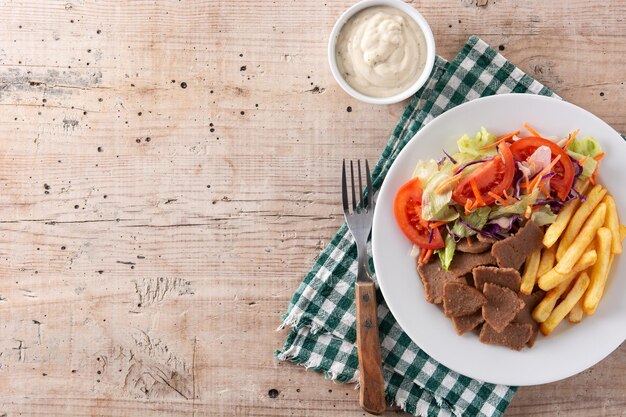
[{"xmin": 342, "ymin": 159, "xmax": 373, "ymax": 214}]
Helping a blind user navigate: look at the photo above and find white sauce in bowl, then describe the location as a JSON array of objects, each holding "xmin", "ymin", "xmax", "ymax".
[{"xmin": 335, "ymin": 6, "xmax": 427, "ymax": 98}]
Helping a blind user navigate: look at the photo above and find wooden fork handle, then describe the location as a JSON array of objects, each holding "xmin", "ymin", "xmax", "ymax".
[{"xmin": 355, "ymin": 280, "xmax": 386, "ymax": 415}]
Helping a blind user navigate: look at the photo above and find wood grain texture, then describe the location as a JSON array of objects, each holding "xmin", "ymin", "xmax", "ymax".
[
  {"xmin": 0, "ymin": 0, "xmax": 623, "ymax": 416},
  {"xmin": 355, "ymin": 281, "xmax": 386, "ymax": 415}
]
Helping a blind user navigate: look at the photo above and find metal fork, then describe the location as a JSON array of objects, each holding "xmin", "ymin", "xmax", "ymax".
[{"xmin": 342, "ymin": 160, "xmax": 386, "ymax": 415}]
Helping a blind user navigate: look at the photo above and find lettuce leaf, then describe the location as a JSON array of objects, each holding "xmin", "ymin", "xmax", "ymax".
[
  {"xmin": 569, "ymin": 136, "xmax": 603, "ymax": 158},
  {"xmin": 450, "ymin": 206, "xmax": 491, "ymax": 237},
  {"xmin": 412, "ymin": 159, "xmax": 439, "ymax": 181},
  {"xmin": 436, "ymin": 233, "xmax": 456, "ymax": 271},
  {"xmin": 421, "ymin": 171, "xmax": 458, "ymax": 222},
  {"xmin": 490, "ymin": 188, "xmax": 540, "ymax": 218},
  {"xmin": 530, "ymin": 205, "xmax": 558, "ymax": 226},
  {"xmin": 457, "ymin": 127, "xmax": 497, "ymax": 157},
  {"xmin": 567, "ymin": 149, "xmax": 597, "ymax": 178},
  {"xmin": 411, "ymin": 160, "xmax": 458, "ymax": 222}
]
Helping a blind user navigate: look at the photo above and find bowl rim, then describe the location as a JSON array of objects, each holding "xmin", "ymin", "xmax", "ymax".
[{"xmin": 327, "ymin": 0, "xmax": 436, "ymax": 105}]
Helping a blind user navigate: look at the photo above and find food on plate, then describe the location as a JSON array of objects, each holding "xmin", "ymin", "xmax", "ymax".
[
  {"xmin": 479, "ymin": 322, "xmax": 533, "ymax": 351},
  {"xmin": 335, "ymin": 6, "xmax": 427, "ymax": 98},
  {"xmin": 554, "ymin": 202, "xmax": 606, "ymax": 274},
  {"xmin": 520, "ymin": 249, "xmax": 541, "ymax": 295},
  {"xmin": 417, "ymin": 251, "xmax": 494, "ymax": 304},
  {"xmin": 514, "ymin": 291, "xmax": 545, "ymax": 347},
  {"xmin": 450, "ymin": 141, "xmax": 515, "ymax": 206},
  {"xmin": 482, "ymin": 282, "xmax": 525, "ymax": 333},
  {"xmin": 456, "ymin": 236, "xmax": 492, "ymax": 253},
  {"xmin": 568, "ymin": 299, "xmax": 584, "ymax": 323},
  {"xmin": 451, "ymin": 311, "xmax": 485, "ymax": 335},
  {"xmin": 395, "ymin": 178, "xmax": 444, "ymax": 249},
  {"xmin": 472, "ymin": 266, "xmax": 521, "ymax": 292},
  {"xmin": 442, "ymin": 281, "xmax": 486, "ymax": 317},
  {"xmin": 543, "ymin": 199, "xmax": 580, "ymax": 249},
  {"xmin": 583, "ymin": 227, "xmax": 612, "ymax": 314},
  {"xmin": 532, "ymin": 270, "xmax": 577, "ymax": 323},
  {"xmin": 603, "ymin": 195, "xmax": 623, "ymax": 254},
  {"xmin": 393, "ymin": 124, "xmax": 623, "ymax": 350},
  {"xmin": 555, "ymin": 184, "xmax": 606, "ymax": 260},
  {"xmin": 540, "ymin": 272, "xmax": 590, "ymax": 336},
  {"xmin": 537, "ymin": 244, "xmax": 556, "ymax": 277},
  {"xmin": 491, "ymin": 221, "xmax": 544, "ymax": 269},
  {"xmin": 508, "ymin": 137, "xmax": 575, "ymax": 199},
  {"xmin": 537, "ymin": 249, "xmax": 596, "ymax": 291}
]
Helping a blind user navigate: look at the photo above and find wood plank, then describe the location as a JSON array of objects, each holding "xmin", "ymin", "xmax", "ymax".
[{"xmin": 0, "ymin": 0, "xmax": 623, "ymax": 416}]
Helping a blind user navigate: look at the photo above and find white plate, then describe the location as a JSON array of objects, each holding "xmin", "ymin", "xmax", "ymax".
[{"xmin": 372, "ymin": 94, "xmax": 626, "ymax": 386}]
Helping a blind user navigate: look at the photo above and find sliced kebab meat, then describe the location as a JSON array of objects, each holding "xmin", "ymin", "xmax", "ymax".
[
  {"xmin": 491, "ymin": 220, "xmax": 544, "ymax": 270},
  {"xmin": 442, "ymin": 281, "xmax": 487, "ymax": 317},
  {"xmin": 482, "ymin": 282, "xmax": 526, "ymax": 333}
]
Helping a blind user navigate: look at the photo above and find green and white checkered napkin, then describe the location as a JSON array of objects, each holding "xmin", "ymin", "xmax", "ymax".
[{"xmin": 276, "ymin": 36, "xmax": 559, "ymax": 417}]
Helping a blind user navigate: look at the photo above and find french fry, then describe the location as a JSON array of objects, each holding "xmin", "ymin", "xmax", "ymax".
[
  {"xmin": 603, "ymin": 195, "xmax": 622, "ymax": 254},
  {"xmin": 540, "ymin": 272, "xmax": 590, "ymax": 336},
  {"xmin": 568, "ymin": 299, "xmax": 584, "ymax": 323},
  {"xmin": 537, "ymin": 249, "xmax": 597, "ymax": 290},
  {"xmin": 556, "ymin": 185, "xmax": 606, "ymax": 261},
  {"xmin": 532, "ymin": 272, "xmax": 577, "ymax": 323},
  {"xmin": 544, "ymin": 199, "xmax": 580, "ymax": 249},
  {"xmin": 520, "ymin": 249, "xmax": 541, "ymax": 295},
  {"xmin": 620, "ymin": 224, "xmax": 626, "ymax": 240},
  {"xmin": 583, "ymin": 227, "xmax": 613, "ymax": 315},
  {"xmin": 555, "ymin": 202, "xmax": 606, "ymax": 274},
  {"xmin": 537, "ymin": 244, "xmax": 557, "ymax": 277}
]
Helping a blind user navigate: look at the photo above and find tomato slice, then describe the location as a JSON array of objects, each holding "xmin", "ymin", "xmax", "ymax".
[
  {"xmin": 509, "ymin": 137, "xmax": 575, "ymax": 200},
  {"xmin": 394, "ymin": 178, "xmax": 445, "ymax": 249},
  {"xmin": 452, "ymin": 143, "xmax": 515, "ymax": 206}
]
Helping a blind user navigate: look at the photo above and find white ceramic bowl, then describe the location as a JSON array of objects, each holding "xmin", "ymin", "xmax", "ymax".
[
  {"xmin": 372, "ymin": 94, "xmax": 626, "ymax": 386},
  {"xmin": 328, "ymin": 0, "xmax": 436, "ymax": 105}
]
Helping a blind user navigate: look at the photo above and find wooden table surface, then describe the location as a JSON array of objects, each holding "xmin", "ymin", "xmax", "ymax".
[{"xmin": 0, "ymin": 1, "xmax": 624, "ymax": 416}]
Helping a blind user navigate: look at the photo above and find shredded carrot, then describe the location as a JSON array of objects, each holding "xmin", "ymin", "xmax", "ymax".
[
  {"xmin": 532, "ymin": 204, "xmax": 544, "ymax": 212},
  {"xmin": 418, "ymin": 248, "xmax": 426, "ymax": 264},
  {"xmin": 430, "ymin": 221, "xmax": 447, "ymax": 229},
  {"xmin": 562, "ymin": 129, "xmax": 580, "ymax": 150},
  {"xmin": 500, "ymin": 130, "xmax": 521, "ymax": 140},
  {"xmin": 529, "ymin": 154, "xmax": 562, "ymax": 192},
  {"xmin": 523, "ymin": 122, "xmax": 543, "ymax": 138},
  {"xmin": 434, "ymin": 172, "xmax": 463, "ymax": 194},
  {"xmin": 488, "ymin": 191, "xmax": 510, "ymax": 206},
  {"xmin": 579, "ymin": 155, "xmax": 589, "ymax": 165},
  {"xmin": 502, "ymin": 189, "xmax": 517, "ymax": 204},
  {"xmin": 539, "ymin": 181, "xmax": 550, "ymax": 197},
  {"xmin": 464, "ymin": 198, "xmax": 474, "ymax": 215},
  {"xmin": 469, "ymin": 179, "xmax": 485, "ymax": 206},
  {"xmin": 545, "ymin": 154, "xmax": 562, "ymax": 171},
  {"xmin": 593, "ymin": 152, "xmax": 605, "ymax": 161},
  {"xmin": 590, "ymin": 160, "xmax": 601, "ymax": 184},
  {"xmin": 479, "ymin": 130, "xmax": 520, "ymax": 150},
  {"xmin": 527, "ymin": 174, "xmax": 543, "ymax": 192},
  {"xmin": 423, "ymin": 249, "xmax": 434, "ymax": 264}
]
